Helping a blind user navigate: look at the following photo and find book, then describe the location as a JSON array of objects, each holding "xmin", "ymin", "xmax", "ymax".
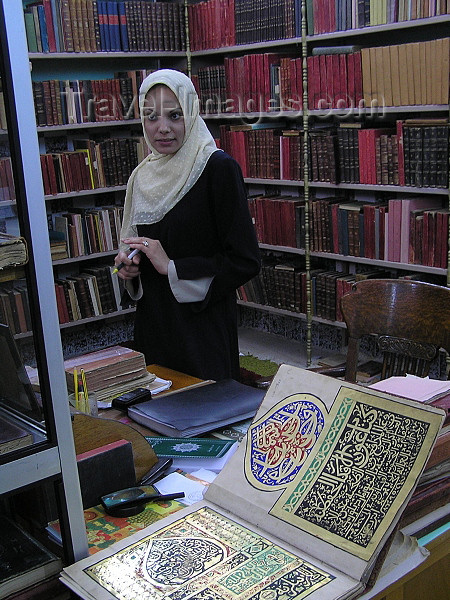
[
  {"xmin": 64, "ymin": 345, "xmax": 149, "ymax": 393},
  {"xmin": 0, "ymin": 233, "xmax": 28, "ymax": 270},
  {"xmin": 128, "ymin": 378, "xmax": 266, "ymax": 437},
  {"xmin": 76, "ymin": 439, "xmax": 137, "ymax": 509},
  {"xmin": 0, "ymin": 415, "xmax": 33, "ymax": 455},
  {"xmin": 60, "ymin": 365, "xmax": 444, "ymax": 600},
  {"xmin": 0, "ymin": 515, "xmax": 62, "ymax": 598},
  {"xmin": 146, "ymin": 437, "xmax": 238, "ymax": 473}
]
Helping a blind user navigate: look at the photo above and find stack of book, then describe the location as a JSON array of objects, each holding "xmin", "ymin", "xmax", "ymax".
[
  {"xmin": 64, "ymin": 345, "xmax": 156, "ymax": 404},
  {"xmin": 0, "ymin": 233, "xmax": 28, "ymax": 271}
]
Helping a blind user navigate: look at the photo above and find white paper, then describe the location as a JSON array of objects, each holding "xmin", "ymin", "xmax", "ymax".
[{"xmin": 155, "ymin": 472, "xmax": 207, "ymax": 505}]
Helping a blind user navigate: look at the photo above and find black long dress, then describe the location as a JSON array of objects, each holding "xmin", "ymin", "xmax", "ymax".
[{"xmin": 133, "ymin": 150, "xmax": 261, "ymax": 381}]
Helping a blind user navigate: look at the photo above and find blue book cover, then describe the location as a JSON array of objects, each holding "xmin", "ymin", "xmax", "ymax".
[
  {"xmin": 49, "ymin": 0, "xmax": 61, "ymax": 52},
  {"xmin": 117, "ymin": 1, "xmax": 128, "ymax": 51},
  {"xmin": 37, "ymin": 4, "xmax": 49, "ymax": 52},
  {"xmin": 107, "ymin": 1, "xmax": 120, "ymax": 51},
  {"xmin": 97, "ymin": 1, "xmax": 109, "ymax": 51}
]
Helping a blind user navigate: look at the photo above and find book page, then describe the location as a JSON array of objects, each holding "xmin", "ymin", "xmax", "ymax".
[
  {"xmin": 206, "ymin": 365, "xmax": 444, "ymax": 581},
  {"xmin": 61, "ymin": 501, "xmax": 360, "ymax": 600},
  {"xmin": 270, "ymin": 385, "xmax": 442, "ymax": 560}
]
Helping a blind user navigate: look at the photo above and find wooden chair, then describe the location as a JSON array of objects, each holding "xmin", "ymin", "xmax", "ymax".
[{"xmin": 339, "ymin": 279, "xmax": 450, "ymax": 382}]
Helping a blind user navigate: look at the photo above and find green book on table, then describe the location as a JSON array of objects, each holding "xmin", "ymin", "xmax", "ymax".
[{"xmin": 146, "ymin": 436, "xmax": 237, "ymax": 473}]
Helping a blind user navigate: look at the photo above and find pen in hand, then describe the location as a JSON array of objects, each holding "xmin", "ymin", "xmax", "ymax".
[{"xmin": 112, "ymin": 248, "xmax": 141, "ymax": 274}]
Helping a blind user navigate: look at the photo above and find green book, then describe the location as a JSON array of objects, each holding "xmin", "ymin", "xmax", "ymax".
[{"xmin": 146, "ymin": 437, "xmax": 237, "ymax": 473}]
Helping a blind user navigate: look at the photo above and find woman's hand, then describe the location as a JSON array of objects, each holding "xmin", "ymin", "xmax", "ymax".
[
  {"xmin": 122, "ymin": 237, "xmax": 170, "ymax": 276},
  {"xmin": 113, "ymin": 247, "xmax": 141, "ymax": 280}
]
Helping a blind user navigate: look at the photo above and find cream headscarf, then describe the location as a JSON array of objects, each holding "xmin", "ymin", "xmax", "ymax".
[{"xmin": 120, "ymin": 69, "xmax": 218, "ymax": 246}]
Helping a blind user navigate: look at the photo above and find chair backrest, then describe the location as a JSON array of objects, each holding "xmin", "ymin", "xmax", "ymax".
[{"xmin": 340, "ymin": 279, "xmax": 450, "ymax": 382}]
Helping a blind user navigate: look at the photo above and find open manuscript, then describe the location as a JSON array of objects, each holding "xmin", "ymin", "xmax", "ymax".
[{"xmin": 61, "ymin": 365, "xmax": 444, "ymax": 600}]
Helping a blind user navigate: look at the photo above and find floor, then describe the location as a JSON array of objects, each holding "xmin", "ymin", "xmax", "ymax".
[{"xmin": 238, "ymin": 327, "xmax": 339, "ymax": 370}]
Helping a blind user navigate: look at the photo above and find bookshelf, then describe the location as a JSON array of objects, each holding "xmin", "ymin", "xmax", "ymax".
[
  {"xmin": 0, "ymin": 2, "xmax": 88, "ymax": 597},
  {"xmin": 188, "ymin": 1, "xmax": 450, "ymax": 367},
  {"xmin": 2, "ymin": 2, "xmax": 449, "ymax": 368},
  {"xmin": 0, "ymin": 2, "xmax": 190, "ymax": 363}
]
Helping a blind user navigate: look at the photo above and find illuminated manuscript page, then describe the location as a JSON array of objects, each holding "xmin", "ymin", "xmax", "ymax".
[
  {"xmin": 61, "ymin": 500, "xmax": 359, "ymax": 600},
  {"xmin": 206, "ymin": 365, "xmax": 443, "ymax": 581}
]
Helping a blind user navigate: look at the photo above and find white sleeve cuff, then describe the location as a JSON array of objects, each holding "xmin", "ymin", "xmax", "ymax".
[
  {"xmin": 125, "ymin": 277, "xmax": 143, "ymax": 301},
  {"xmin": 168, "ymin": 260, "xmax": 214, "ymax": 303}
]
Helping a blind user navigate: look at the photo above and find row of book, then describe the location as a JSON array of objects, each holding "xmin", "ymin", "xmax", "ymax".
[
  {"xmin": 0, "ymin": 157, "xmax": 15, "ymax": 202},
  {"xmin": 24, "ymin": 0, "xmax": 186, "ymax": 53},
  {"xmin": 0, "ymin": 285, "xmax": 31, "ymax": 334},
  {"xmin": 31, "ymin": 40, "xmax": 449, "ymax": 127},
  {"xmin": 54, "ymin": 265, "xmax": 132, "ymax": 324},
  {"xmin": 219, "ymin": 120, "xmax": 449, "ymax": 189},
  {"xmin": 0, "ymin": 264, "xmax": 132, "ymax": 334},
  {"xmin": 188, "ymin": 0, "xmax": 300, "ymax": 51},
  {"xmin": 196, "ymin": 39, "xmax": 448, "ymax": 116},
  {"xmin": 307, "ymin": 0, "xmax": 449, "ymax": 35},
  {"xmin": 32, "ymin": 70, "xmax": 153, "ymax": 126},
  {"xmin": 247, "ymin": 193, "xmax": 449, "ymax": 269},
  {"xmin": 51, "ymin": 205, "xmax": 124, "ymax": 259},
  {"xmin": 188, "ymin": 0, "xmax": 447, "ymax": 49},
  {"xmin": 238, "ymin": 263, "xmax": 439, "ymax": 322},
  {"xmin": 39, "ymin": 136, "xmax": 145, "ymax": 195}
]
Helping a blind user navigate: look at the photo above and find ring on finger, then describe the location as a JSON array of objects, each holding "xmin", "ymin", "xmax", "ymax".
[{"xmin": 142, "ymin": 240, "xmax": 149, "ymax": 247}]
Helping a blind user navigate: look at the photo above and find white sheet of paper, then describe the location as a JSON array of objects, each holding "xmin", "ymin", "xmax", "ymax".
[{"xmin": 155, "ymin": 471, "xmax": 207, "ymax": 505}]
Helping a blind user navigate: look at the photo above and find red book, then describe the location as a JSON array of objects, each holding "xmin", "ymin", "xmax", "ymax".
[
  {"xmin": 280, "ymin": 135, "xmax": 290, "ymax": 180},
  {"xmin": 42, "ymin": 0, "xmax": 57, "ymax": 52},
  {"xmin": 40, "ymin": 155, "xmax": 51, "ymax": 195},
  {"xmin": 396, "ymin": 120, "xmax": 405, "ymax": 186},
  {"xmin": 422, "ymin": 210, "xmax": 432, "ymax": 266},
  {"xmin": 280, "ymin": 198, "xmax": 302, "ymax": 248},
  {"xmin": 378, "ymin": 205, "xmax": 386, "ymax": 261},
  {"xmin": 439, "ymin": 210, "xmax": 449, "ymax": 269},
  {"xmin": 306, "ymin": 56, "xmax": 314, "ymax": 109},
  {"xmin": 294, "ymin": 58, "xmax": 302, "ymax": 110},
  {"xmin": 347, "ymin": 53, "xmax": 355, "ymax": 108},
  {"xmin": 359, "ymin": 128, "xmax": 392, "ymax": 184},
  {"xmin": 363, "ymin": 204, "xmax": 375, "ymax": 259},
  {"xmin": 318, "ymin": 54, "xmax": 328, "ymax": 109},
  {"xmin": 387, "ymin": 198, "xmax": 402, "ymax": 262},
  {"xmin": 338, "ymin": 54, "xmax": 348, "ymax": 109},
  {"xmin": 400, "ymin": 197, "xmax": 442, "ymax": 263},
  {"xmin": 46, "ymin": 153, "xmax": 58, "ymax": 195},
  {"xmin": 331, "ymin": 54, "xmax": 340, "ymax": 109},
  {"xmin": 328, "ymin": 0, "xmax": 336, "ymax": 31},
  {"xmin": 55, "ymin": 283, "xmax": 70, "ymax": 324},
  {"xmin": 353, "ymin": 51, "xmax": 363, "ymax": 108},
  {"xmin": 330, "ymin": 202, "xmax": 340, "ymax": 254}
]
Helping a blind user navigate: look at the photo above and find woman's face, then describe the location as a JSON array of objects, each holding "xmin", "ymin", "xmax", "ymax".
[{"xmin": 142, "ymin": 85, "xmax": 185, "ymax": 155}]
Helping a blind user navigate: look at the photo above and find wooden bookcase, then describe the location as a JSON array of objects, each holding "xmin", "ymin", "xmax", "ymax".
[{"xmin": 0, "ymin": 2, "xmax": 189, "ymax": 364}]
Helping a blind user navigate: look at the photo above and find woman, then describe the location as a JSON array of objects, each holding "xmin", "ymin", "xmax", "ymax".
[{"xmin": 114, "ymin": 69, "xmax": 261, "ymax": 381}]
